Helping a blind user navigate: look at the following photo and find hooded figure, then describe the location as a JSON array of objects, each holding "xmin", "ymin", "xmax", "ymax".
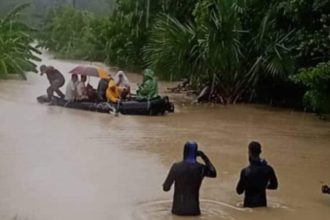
[
  {"xmin": 136, "ymin": 69, "xmax": 159, "ymax": 100},
  {"xmin": 114, "ymin": 71, "xmax": 130, "ymax": 88},
  {"xmin": 106, "ymin": 77, "xmax": 121, "ymax": 103},
  {"xmin": 163, "ymin": 141, "xmax": 217, "ymax": 216}
]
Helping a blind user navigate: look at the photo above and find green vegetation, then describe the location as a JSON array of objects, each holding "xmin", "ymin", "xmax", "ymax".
[
  {"xmin": 2, "ymin": 0, "xmax": 329, "ymax": 115},
  {"xmin": 0, "ymin": 3, "xmax": 41, "ymax": 79},
  {"xmin": 291, "ymin": 62, "xmax": 330, "ymax": 114}
]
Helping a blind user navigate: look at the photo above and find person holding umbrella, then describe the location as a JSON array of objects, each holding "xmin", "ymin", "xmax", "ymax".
[{"xmin": 40, "ymin": 65, "xmax": 65, "ymax": 100}]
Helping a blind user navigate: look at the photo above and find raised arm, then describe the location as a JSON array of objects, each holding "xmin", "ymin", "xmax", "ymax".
[
  {"xmin": 163, "ymin": 164, "xmax": 176, "ymax": 192},
  {"xmin": 198, "ymin": 151, "xmax": 217, "ymax": 178},
  {"xmin": 267, "ymin": 166, "xmax": 278, "ymax": 190}
]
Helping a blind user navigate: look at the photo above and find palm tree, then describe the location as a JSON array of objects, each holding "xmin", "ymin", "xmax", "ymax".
[{"xmin": 145, "ymin": 0, "xmax": 294, "ymax": 103}]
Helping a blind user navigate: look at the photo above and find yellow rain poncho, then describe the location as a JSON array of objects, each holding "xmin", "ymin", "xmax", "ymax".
[{"xmin": 106, "ymin": 79, "xmax": 122, "ymax": 103}]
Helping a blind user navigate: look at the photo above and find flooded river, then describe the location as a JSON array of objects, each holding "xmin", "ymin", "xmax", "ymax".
[{"xmin": 0, "ymin": 52, "xmax": 330, "ymax": 220}]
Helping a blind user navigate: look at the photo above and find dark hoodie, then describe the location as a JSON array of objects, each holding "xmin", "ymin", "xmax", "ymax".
[
  {"xmin": 163, "ymin": 142, "xmax": 217, "ymax": 216},
  {"xmin": 236, "ymin": 158, "xmax": 278, "ymax": 208}
]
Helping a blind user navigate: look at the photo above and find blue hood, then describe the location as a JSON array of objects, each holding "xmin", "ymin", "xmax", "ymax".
[{"xmin": 183, "ymin": 141, "xmax": 198, "ymax": 163}]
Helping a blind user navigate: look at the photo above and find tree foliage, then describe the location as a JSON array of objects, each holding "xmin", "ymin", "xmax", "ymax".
[
  {"xmin": 0, "ymin": 3, "xmax": 41, "ymax": 79},
  {"xmin": 36, "ymin": 0, "xmax": 330, "ymax": 109},
  {"xmin": 291, "ymin": 61, "xmax": 330, "ymax": 114}
]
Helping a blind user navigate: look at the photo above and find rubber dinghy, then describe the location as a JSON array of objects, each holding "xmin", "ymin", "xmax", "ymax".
[{"xmin": 37, "ymin": 95, "xmax": 175, "ymax": 116}]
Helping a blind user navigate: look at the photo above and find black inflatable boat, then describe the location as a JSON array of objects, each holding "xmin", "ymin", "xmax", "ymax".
[{"xmin": 37, "ymin": 95, "xmax": 174, "ymax": 116}]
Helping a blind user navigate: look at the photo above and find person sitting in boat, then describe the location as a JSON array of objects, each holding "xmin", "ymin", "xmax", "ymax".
[
  {"xmin": 76, "ymin": 75, "xmax": 89, "ymax": 101},
  {"xmin": 40, "ymin": 65, "xmax": 65, "ymax": 100},
  {"xmin": 97, "ymin": 76, "xmax": 110, "ymax": 102},
  {"xmin": 136, "ymin": 69, "xmax": 159, "ymax": 101},
  {"xmin": 114, "ymin": 71, "xmax": 131, "ymax": 98},
  {"xmin": 322, "ymin": 185, "xmax": 330, "ymax": 194},
  {"xmin": 65, "ymin": 74, "xmax": 79, "ymax": 101},
  {"xmin": 106, "ymin": 77, "xmax": 121, "ymax": 103}
]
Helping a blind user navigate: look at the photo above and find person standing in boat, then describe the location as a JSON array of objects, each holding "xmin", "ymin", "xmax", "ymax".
[
  {"xmin": 136, "ymin": 69, "xmax": 159, "ymax": 100},
  {"xmin": 236, "ymin": 141, "xmax": 278, "ymax": 208},
  {"xmin": 65, "ymin": 74, "xmax": 79, "ymax": 101},
  {"xmin": 40, "ymin": 65, "xmax": 65, "ymax": 100},
  {"xmin": 163, "ymin": 141, "xmax": 217, "ymax": 216}
]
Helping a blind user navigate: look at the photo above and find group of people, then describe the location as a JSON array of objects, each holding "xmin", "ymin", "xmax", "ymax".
[
  {"xmin": 40, "ymin": 64, "xmax": 329, "ymax": 217},
  {"xmin": 40, "ymin": 65, "xmax": 160, "ymax": 103},
  {"xmin": 163, "ymin": 141, "xmax": 278, "ymax": 216}
]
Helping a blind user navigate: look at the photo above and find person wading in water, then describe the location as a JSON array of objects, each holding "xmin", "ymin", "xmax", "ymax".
[
  {"xmin": 236, "ymin": 141, "xmax": 278, "ymax": 208},
  {"xmin": 322, "ymin": 185, "xmax": 330, "ymax": 194},
  {"xmin": 40, "ymin": 65, "xmax": 65, "ymax": 100},
  {"xmin": 163, "ymin": 141, "xmax": 217, "ymax": 216}
]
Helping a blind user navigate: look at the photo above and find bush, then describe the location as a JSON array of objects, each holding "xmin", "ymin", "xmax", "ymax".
[
  {"xmin": 291, "ymin": 61, "xmax": 330, "ymax": 114},
  {"xmin": 0, "ymin": 3, "xmax": 41, "ymax": 80}
]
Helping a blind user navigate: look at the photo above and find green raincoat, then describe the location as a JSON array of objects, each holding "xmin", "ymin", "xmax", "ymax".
[{"xmin": 137, "ymin": 69, "xmax": 159, "ymax": 100}]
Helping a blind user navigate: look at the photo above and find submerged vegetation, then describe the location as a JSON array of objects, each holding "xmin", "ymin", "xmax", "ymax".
[{"xmin": 0, "ymin": 0, "xmax": 329, "ymax": 114}]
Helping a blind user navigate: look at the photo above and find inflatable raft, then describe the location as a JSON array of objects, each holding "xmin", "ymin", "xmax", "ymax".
[{"xmin": 37, "ymin": 95, "xmax": 174, "ymax": 116}]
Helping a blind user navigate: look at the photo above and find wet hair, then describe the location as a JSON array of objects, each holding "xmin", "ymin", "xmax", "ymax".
[
  {"xmin": 183, "ymin": 141, "xmax": 198, "ymax": 161},
  {"xmin": 40, "ymin": 65, "xmax": 47, "ymax": 72},
  {"xmin": 249, "ymin": 141, "xmax": 262, "ymax": 157}
]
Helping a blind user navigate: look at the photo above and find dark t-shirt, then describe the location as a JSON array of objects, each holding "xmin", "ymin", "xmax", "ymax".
[
  {"xmin": 46, "ymin": 68, "xmax": 65, "ymax": 84},
  {"xmin": 163, "ymin": 161, "xmax": 216, "ymax": 216},
  {"xmin": 97, "ymin": 78, "xmax": 109, "ymax": 101},
  {"xmin": 236, "ymin": 159, "xmax": 278, "ymax": 208}
]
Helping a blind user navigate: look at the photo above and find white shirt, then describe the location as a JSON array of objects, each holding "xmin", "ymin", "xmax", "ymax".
[
  {"xmin": 76, "ymin": 81, "xmax": 88, "ymax": 100},
  {"xmin": 65, "ymin": 80, "xmax": 78, "ymax": 101}
]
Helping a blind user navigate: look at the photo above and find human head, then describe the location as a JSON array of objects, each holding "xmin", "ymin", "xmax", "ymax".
[
  {"xmin": 248, "ymin": 141, "xmax": 262, "ymax": 159},
  {"xmin": 39, "ymin": 65, "xmax": 47, "ymax": 75},
  {"xmin": 71, "ymin": 74, "xmax": 78, "ymax": 82},
  {"xmin": 81, "ymin": 75, "xmax": 87, "ymax": 82},
  {"xmin": 183, "ymin": 141, "xmax": 198, "ymax": 163},
  {"xmin": 117, "ymin": 71, "xmax": 124, "ymax": 82}
]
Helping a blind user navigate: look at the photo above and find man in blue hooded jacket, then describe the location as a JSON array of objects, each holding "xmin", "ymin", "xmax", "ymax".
[
  {"xmin": 236, "ymin": 141, "xmax": 278, "ymax": 208},
  {"xmin": 163, "ymin": 141, "xmax": 217, "ymax": 216}
]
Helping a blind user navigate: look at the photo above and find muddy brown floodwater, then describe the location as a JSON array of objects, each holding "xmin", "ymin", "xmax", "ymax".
[{"xmin": 0, "ymin": 52, "xmax": 330, "ymax": 220}]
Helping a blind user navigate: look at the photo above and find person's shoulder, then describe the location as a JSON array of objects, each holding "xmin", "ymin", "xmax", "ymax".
[{"xmin": 241, "ymin": 166, "xmax": 249, "ymax": 173}]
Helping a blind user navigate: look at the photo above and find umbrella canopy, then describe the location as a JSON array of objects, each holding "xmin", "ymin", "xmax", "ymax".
[{"xmin": 69, "ymin": 66, "xmax": 110, "ymax": 79}]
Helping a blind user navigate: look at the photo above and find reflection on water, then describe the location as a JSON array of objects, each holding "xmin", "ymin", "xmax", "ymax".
[{"xmin": 0, "ymin": 52, "xmax": 330, "ymax": 220}]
